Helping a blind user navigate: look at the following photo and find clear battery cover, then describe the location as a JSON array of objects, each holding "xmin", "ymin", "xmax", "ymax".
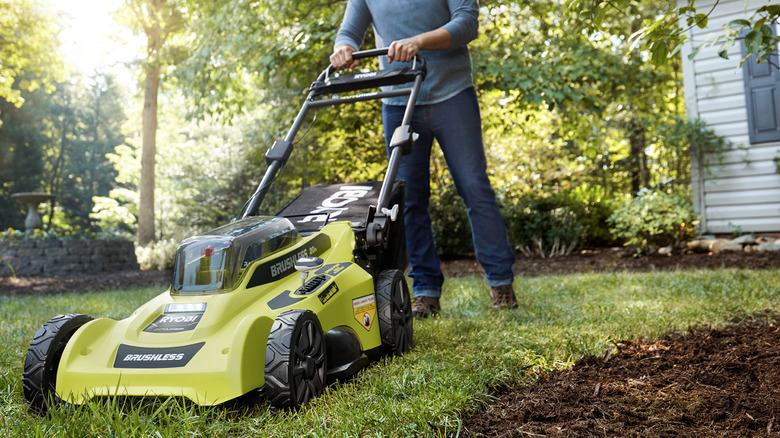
[{"xmin": 173, "ymin": 216, "xmax": 300, "ymax": 293}]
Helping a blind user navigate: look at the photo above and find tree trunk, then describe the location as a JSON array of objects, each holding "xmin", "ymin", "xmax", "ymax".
[
  {"xmin": 137, "ymin": 0, "xmax": 164, "ymax": 247},
  {"xmin": 629, "ymin": 120, "xmax": 649, "ymax": 195},
  {"xmin": 138, "ymin": 62, "xmax": 161, "ymax": 246}
]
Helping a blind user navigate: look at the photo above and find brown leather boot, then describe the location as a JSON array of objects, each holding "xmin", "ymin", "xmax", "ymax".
[
  {"xmin": 491, "ymin": 284, "xmax": 518, "ymax": 309},
  {"xmin": 411, "ymin": 296, "xmax": 440, "ymax": 318}
]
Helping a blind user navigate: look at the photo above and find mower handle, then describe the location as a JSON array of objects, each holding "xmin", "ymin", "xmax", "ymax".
[
  {"xmin": 312, "ymin": 47, "xmax": 426, "ymax": 98},
  {"xmin": 240, "ymin": 48, "xmax": 425, "ymax": 220}
]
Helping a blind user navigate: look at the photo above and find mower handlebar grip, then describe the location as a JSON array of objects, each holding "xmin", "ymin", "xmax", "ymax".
[{"xmin": 351, "ymin": 47, "xmax": 389, "ymax": 60}]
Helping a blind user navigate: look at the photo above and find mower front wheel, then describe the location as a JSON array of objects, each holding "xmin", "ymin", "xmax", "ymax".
[
  {"xmin": 23, "ymin": 313, "xmax": 93, "ymax": 414},
  {"xmin": 375, "ymin": 269, "xmax": 413, "ymax": 356},
  {"xmin": 264, "ymin": 309, "xmax": 327, "ymax": 410}
]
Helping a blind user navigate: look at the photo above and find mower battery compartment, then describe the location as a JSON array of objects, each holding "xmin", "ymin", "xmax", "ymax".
[{"xmin": 173, "ymin": 216, "xmax": 300, "ymax": 294}]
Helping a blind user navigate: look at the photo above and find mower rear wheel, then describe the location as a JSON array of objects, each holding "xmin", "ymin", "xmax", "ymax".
[
  {"xmin": 375, "ymin": 269, "xmax": 413, "ymax": 356},
  {"xmin": 23, "ymin": 313, "xmax": 93, "ymax": 414},
  {"xmin": 264, "ymin": 309, "xmax": 327, "ymax": 410}
]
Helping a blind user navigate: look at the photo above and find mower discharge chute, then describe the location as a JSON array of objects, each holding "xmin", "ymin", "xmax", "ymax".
[{"xmin": 22, "ymin": 48, "xmax": 425, "ymax": 412}]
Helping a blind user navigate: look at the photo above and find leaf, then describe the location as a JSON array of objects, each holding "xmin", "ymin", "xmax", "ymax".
[
  {"xmin": 687, "ymin": 43, "xmax": 703, "ymax": 60},
  {"xmin": 651, "ymin": 41, "xmax": 669, "ymax": 66},
  {"xmin": 727, "ymin": 19, "xmax": 750, "ymax": 27},
  {"xmin": 693, "ymin": 13, "xmax": 708, "ymax": 29},
  {"xmin": 757, "ymin": 5, "xmax": 780, "ymax": 16},
  {"xmin": 745, "ymin": 29, "xmax": 763, "ymax": 54}
]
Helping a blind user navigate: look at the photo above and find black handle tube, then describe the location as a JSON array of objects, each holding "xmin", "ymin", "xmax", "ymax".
[
  {"xmin": 375, "ymin": 73, "xmax": 425, "ymax": 211},
  {"xmin": 351, "ymin": 47, "xmax": 389, "ymax": 59},
  {"xmin": 241, "ymin": 94, "xmax": 315, "ymax": 218},
  {"xmin": 242, "ymin": 160, "xmax": 281, "ymax": 218}
]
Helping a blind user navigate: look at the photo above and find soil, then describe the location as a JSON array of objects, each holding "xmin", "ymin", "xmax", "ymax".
[
  {"xmin": 2, "ymin": 247, "xmax": 779, "ymax": 296},
  {"xmin": 462, "ymin": 314, "xmax": 780, "ymax": 437},
  {"xmin": 2, "ymin": 247, "xmax": 779, "ymax": 437}
]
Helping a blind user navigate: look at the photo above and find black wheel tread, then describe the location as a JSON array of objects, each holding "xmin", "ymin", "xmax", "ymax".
[
  {"xmin": 375, "ymin": 269, "xmax": 413, "ymax": 356},
  {"xmin": 264, "ymin": 309, "xmax": 326, "ymax": 410},
  {"xmin": 22, "ymin": 313, "xmax": 93, "ymax": 414}
]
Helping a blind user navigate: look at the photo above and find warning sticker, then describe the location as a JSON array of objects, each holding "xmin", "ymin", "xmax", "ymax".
[{"xmin": 352, "ymin": 294, "xmax": 376, "ymax": 331}]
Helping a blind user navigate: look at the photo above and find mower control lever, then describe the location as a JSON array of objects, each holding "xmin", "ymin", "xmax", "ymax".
[
  {"xmin": 295, "ymin": 256, "xmax": 324, "ymax": 286},
  {"xmin": 380, "ymin": 204, "xmax": 399, "ymax": 222}
]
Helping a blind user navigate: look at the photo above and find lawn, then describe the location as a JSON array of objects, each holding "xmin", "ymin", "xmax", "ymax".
[{"xmin": 1, "ymin": 268, "xmax": 778, "ymax": 437}]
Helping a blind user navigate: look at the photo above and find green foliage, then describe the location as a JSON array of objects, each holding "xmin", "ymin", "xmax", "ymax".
[
  {"xmin": 0, "ymin": 226, "xmax": 127, "ymax": 241},
  {"xmin": 570, "ymin": 0, "xmax": 780, "ymax": 66},
  {"xmin": 0, "ymin": 0, "xmax": 67, "ymax": 108},
  {"xmin": 0, "ymin": 73, "xmax": 126, "ymax": 232},
  {"xmin": 503, "ymin": 194, "xmax": 584, "ymax": 257},
  {"xmin": 608, "ymin": 188, "xmax": 699, "ymax": 253},
  {"xmin": 91, "ymin": 188, "xmax": 138, "ymax": 241},
  {"xmin": 135, "ymin": 238, "xmax": 178, "ymax": 270},
  {"xmin": 0, "ymin": 87, "xmax": 50, "ymax": 229},
  {"xmin": 430, "ymin": 184, "xmax": 473, "ymax": 258},
  {"xmin": 565, "ymin": 184, "xmax": 618, "ymax": 247}
]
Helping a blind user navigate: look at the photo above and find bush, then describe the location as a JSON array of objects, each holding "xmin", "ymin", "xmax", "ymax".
[
  {"xmin": 136, "ymin": 238, "xmax": 179, "ymax": 271},
  {"xmin": 0, "ymin": 226, "xmax": 129, "ymax": 241},
  {"xmin": 564, "ymin": 185, "xmax": 618, "ymax": 247},
  {"xmin": 429, "ymin": 185, "xmax": 473, "ymax": 258},
  {"xmin": 608, "ymin": 188, "xmax": 699, "ymax": 253},
  {"xmin": 502, "ymin": 195, "xmax": 584, "ymax": 258}
]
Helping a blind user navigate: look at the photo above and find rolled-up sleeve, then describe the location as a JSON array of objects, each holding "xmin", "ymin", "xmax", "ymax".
[
  {"xmin": 334, "ymin": 0, "xmax": 373, "ymax": 50},
  {"xmin": 442, "ymin": 0, "xmax": 479, "ymax": 47}
]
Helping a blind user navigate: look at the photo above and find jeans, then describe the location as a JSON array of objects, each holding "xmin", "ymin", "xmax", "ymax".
[{"xmin": 382, "ymin": 87, "xmax": 515, "ymax": 299}]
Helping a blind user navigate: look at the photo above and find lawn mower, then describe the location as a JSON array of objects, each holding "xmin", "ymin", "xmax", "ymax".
[{"xmin": 22, "ymin": 48, "xmax": 425, "ymax": 412}]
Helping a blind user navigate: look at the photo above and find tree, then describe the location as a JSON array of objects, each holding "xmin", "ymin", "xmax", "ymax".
[
  {"xmin": 45, "ymin": 75, "xmax": 126, "ymax": 230},
  {"xmin": 117, "ymin": 0, "xmax": 185, "ymax": 246},
  {"xmin": 568, "ymin": 0, "xmax": 780, "ymax": 66},
  {"xmin": 0, "ymin": 87, "xmax": 52, "ymax": 229},
  {"xmin": 0, "ymin": 0, "xmax": 66, "ymax": 110}
]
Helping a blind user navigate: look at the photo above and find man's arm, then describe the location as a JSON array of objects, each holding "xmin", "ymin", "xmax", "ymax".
[{"xmin": 387, "ymin": 28, "xmax": 452, "ymax": 63}]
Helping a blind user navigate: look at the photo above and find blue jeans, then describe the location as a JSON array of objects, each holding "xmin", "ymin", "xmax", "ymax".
[{"xmin": 383, "ymin": 87, "xmax": 515, "ymax": 299}]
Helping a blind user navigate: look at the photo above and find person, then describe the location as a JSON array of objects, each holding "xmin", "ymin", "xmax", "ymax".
[{"xmin": 330, "ymin": 0, "xmax": 517, "ymax": 316}]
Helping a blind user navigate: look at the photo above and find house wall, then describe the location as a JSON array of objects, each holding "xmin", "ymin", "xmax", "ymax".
[{"xmin": 679, "ymin": 0, "xmax": 780, "ymax": 234}]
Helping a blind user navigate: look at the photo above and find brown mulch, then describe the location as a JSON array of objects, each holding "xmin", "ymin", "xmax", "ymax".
[
  {"xmin": 2, "ymin": 247, "xmax": 778, "ymax": 296},
  {"xmin": 441, "ymin": 247, "xmax": 780, "ymax": 278},
  {"xmin": 462, "ymin": 314, "xmax": 780, "ymax": 437},
  {"xmin": 0, "ymin": 269, "xmax": 173, "ymax": 295},
  {"xmin": 2, "ymin": 247, "xmax": 779, "ymax": 437}
]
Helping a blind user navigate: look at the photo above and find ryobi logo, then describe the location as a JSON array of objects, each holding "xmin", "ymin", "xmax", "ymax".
[
  {"xmin": 298, "ymin": 185, "xmax": 373, "ymax": 224},
  {"xmin": 161, "ymin": 315, "xmax": 198, "ymax": 324},
  {"xmin": 354, "ymin": 72, "xmax": 378, "ymax": 80},
  {"xmin": 143, "ymin": 313, "xmax": 203, "ymax": 333}
]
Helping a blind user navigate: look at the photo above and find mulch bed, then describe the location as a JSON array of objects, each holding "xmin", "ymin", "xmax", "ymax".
[
  {"xmin": 1, "ymin": 248, "xmax": 779, "ymax": 437},
  {"xmin": 1, "ymin": 247, "xmax": 779, "ymax": 295},
  {"xmin": 442, "ymin": 247, "xmax": 780, "ymax": 278},
  {"xmin": 462, "ymin": 314, "xmax": 780, "ymax": 437},
  {"xmin": 0, "ymin": 269, "xmax": 172, "ymax": 295}
]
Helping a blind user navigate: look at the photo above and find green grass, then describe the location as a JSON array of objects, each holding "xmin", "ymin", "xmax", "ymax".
[{"xmin": 2, "ymin": 268, "xmax": 779, "ymax": 437}]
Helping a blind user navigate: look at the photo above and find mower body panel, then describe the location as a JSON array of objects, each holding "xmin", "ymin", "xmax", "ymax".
[{"xmin": 55, "ymin": 221, "xmax": 382, "ymax": 406}]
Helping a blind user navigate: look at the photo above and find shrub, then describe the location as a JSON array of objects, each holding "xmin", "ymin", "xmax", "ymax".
[
  {"xmin": 608, "ymin": 188, "xmax": 698, "ymax": 253},
  {"xmin": 503, "ymin": 195, "xmax": 584, "ymax": 258},
  {"xmin": 564, "ymin": 185, "xmax": 618, "ymax": 247},
  {"xmin": 429, "ymin": 185, "xmax": 473, "ymax": 258},
  {"xmin": 136, "ymin": 238, "xmax": 179, "ymax": 271},
  {"xmin": 0, "ymin": 227, "xmax": 129, "ymax": 241}
]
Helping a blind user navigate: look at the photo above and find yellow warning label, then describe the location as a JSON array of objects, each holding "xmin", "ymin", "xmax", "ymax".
[{"xmin": 352, "ymin": 294, "xmax": 376, "ymax": 331}]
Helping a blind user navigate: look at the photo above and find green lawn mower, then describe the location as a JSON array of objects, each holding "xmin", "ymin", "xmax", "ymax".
[{"xmin": 22, "ymin": 48, "xmax": 425, "ymax": 412}]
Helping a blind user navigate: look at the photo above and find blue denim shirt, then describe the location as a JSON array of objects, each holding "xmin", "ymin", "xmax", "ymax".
[{"xmin": 334, "ymin": 0, "xmax": 479, "ymax": 106}]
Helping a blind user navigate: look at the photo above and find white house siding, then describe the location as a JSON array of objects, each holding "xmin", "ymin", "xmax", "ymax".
[{"xmin": 680, "ymin": 0, "xmax": 780, "ymax": 234}]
